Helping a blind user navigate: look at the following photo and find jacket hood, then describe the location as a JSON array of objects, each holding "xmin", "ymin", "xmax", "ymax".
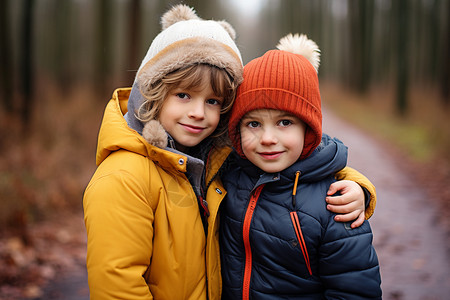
[
  {"xmin": 96, "ymin": 88, "xmax": 150, "ymax": 166},
  {"xmin": 123, "ymin": 82, "xmax": 147, "ymax": 135},
  {"xmin": 97, "ymin": 88, "xmax": 180, "ymax": 167}
]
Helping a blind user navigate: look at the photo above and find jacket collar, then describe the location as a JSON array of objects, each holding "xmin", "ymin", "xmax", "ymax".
[{"xmin": 96, "ymin": 88, "xmax": 188, "ymax": 174}]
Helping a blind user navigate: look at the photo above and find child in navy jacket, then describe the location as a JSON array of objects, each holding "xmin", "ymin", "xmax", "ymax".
[{"xmin": 220, "ymin": 34, "xmax": 382, "ymax": 299}]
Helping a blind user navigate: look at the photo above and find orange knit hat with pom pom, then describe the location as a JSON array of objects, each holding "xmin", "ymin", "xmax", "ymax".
[{"xmin": 229, "ymin": 33, "xmax": 322, "ymax": 159}]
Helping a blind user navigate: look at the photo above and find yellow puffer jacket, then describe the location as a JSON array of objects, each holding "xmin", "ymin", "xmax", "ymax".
[
  {"xmin": 83, "ymin": 88, "xmax": 377, "ymax": 299},
  {"xmin": 84, "ymin": 88, "xmax": 231, "ymax": 299}
]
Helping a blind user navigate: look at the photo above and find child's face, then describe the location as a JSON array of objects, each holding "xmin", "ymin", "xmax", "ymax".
[
  {"xmin": 159, "ymin": 80, "xmax": 223, "ymax": 151},
  {"xmin": 240, "ymin": 109, "xmax": 306, "ymax": 173}
]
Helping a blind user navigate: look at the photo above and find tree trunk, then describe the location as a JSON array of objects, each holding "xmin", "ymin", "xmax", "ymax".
[
  {"xmin": 349, "ymin": 0, "xmax": 374, "ymax": 94},
  {"xmin": 95, "ymin": 0, "xmax": 112, "ymax": 97},
  {"xmin": 440, "ymin": 0, "xmax": 450, "ymax": 103},
  {"xmin": 0, "ymin": 0, "xmax": 13, "ymax": 112},
  {"xmin": 394, "ymin": 0, "xmax": 409, "ymax": 116},
  {"xmin": 126, "ymin": 0, "xmax": 141, "ymax": 85},
  {"xmin": 20, "ymin": 0, "xmax": 35, "ymax": 127}
]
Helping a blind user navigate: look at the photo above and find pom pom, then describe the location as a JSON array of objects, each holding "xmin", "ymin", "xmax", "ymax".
[
  {"xmin": 161, "ymin": 4, "xmax": 200, "ymax": 30},
  {"xmin": 217, "ymin": 20, "xmax": 237, "ymax": 40},
  {"xmin": 276, "ymin": 33, "xmax": 320, "ymax": 72}
]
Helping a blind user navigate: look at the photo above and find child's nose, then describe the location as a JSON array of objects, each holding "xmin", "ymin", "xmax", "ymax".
[
  {"xmin": 188, "ymin": 100, "xmax": 205, "ymax": 119},
  {"xmin": 260, "ymin": 128, "xmax": 277, "ymax": 145}
]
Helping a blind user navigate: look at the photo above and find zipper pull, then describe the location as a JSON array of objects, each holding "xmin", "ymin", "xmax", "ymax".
[
  {"xmin": 199, "ymin": 196, "xmax": 210, "ymax": 217},
  {"xmin": 292, "ymin": 171, "xmax": 301, "ymax": 209}
]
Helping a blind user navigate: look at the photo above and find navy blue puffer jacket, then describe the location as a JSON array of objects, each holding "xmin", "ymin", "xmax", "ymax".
[{"xmin": 220, "ymin": 135, "xmax": 381, "ymax": 299}]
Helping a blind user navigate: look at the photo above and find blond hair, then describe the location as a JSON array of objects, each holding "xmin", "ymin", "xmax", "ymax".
[{"xmin": 137, "ymin": 64, "xmax": 237, "ymax": 147}]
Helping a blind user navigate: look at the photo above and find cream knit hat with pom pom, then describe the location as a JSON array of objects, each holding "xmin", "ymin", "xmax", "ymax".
[
  {"xmin": 136, "ymin": 4, "xmax": 243, "ymax": 92},
  {"xmin": 126, "ymin": 4, "xmax": 243, "ymax": 135}
]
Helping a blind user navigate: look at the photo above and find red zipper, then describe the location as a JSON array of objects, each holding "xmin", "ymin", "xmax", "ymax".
[
  {"xmin": 242, "ymin": 184, "xmax": 265, "ymax": 300},
  {"xmin": 290, "ymin": 171, "xmax": 312, "ymax": 275},
  {"xmin": 290, "ymin": 211, "xmax": 312, "ymax": 276}
]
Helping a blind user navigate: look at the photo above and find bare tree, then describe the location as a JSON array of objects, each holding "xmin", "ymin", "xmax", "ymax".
[
  {"xmin": 95, "ymin": 0, "xmax": 113, "ymax": 96},
  {"xmin": 126, "ymin": 0, "xmax": 141, "ymax": 85},
  {"xmin": 393, "ymin": 0, "xmax": 410, "ymax": 115},
  {"xmin": 20, "ymin": 0, "xmax": 35, "ymax": 127},
  {"xmin": 439, "ymin": 0, "xmax": 449, "ymax": 103},
  {"xmin": 0, "ymin": 0, "xmax": 13, "ymax": 112},
  {"xmin": 348, "ymin": 0, "xmax": 374, "ymax": 94}
]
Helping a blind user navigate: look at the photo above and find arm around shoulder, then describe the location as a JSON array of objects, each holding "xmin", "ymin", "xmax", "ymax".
[{"xmin": 336, "ymin": 166, "xmax": 376, "ymax": 219}]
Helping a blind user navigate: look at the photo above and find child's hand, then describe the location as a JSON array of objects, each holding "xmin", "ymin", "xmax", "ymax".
[{"xmin": 326, "ymin": 180, "xmax": 365, "ymax": 228}]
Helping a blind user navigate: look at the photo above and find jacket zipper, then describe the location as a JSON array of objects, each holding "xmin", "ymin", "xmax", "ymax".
[
  {"xmin": 202, "ymin": 148, "xmax": 224, "ymax": 219},
  {"xmin": 290, "ymin": 171, "xmax": 312, "ymax": 276},
  {"xmin": 203, "ymin": 148, "xmax": 227, "ymax": 300},
  {"xmin": 242, "ymin": 184, "xmax": 265, "ymax": 300},
  {"xmin": 290, "ymin": 212, "xmax": 312, "ymax": 275}
]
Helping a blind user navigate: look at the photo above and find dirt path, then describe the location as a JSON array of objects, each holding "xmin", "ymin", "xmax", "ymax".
[
  {"xmin": 16, "ymin": 109, "xmax": 450, "ymax": 300},
  {"xmin": 323, "ymin": 109, "xmax": 450, "ymax": 300}
]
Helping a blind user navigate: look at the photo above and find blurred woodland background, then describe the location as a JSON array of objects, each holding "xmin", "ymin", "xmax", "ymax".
[{"xmin": 0, "ymin": 0, "xmax": 449, "ymax": 294}]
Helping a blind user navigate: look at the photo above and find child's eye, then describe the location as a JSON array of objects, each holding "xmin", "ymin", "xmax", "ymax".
[
  {"xmin": 176, "ymin": 93, "xmax": 190, "ymax": 100},
  {"xmin": 206, "ymin": 98, "xmax": 222, "ymax": 106},
  {"xmin": 279, "ymin": 119, "xmax": 292, "ymax": 127},
  {"xmin": 247, "ymin": 121, "xmax": 260, "ymax": 128}
]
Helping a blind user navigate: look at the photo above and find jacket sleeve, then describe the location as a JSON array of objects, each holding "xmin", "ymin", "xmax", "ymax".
[
  {"xmin": 319, "ymin": 219, "xmax": 382, "ymax": 299},
  {"xmin": 335, "ymin": 166, "xmax": 377, "ymax": 219},
  {"xmin": 83, "ymin": 169, "xmax": 154, "ymax": 299}
]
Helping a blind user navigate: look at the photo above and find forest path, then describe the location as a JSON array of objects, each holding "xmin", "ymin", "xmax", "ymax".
[
  {"xmin": 324, "ymin": 109, "xmax": 450, "ymax": 300},
  {"xmin": 23, "ymin": 109, "xmax": 450, "ymax": 300}
]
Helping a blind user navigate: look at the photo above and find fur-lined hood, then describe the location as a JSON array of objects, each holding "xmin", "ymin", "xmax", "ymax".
[{"xmin": 95, "ymin": 89, "xmax": 173, "ymax": 166}]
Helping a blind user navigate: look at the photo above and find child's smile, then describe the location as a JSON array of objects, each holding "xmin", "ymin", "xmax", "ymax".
[
  {"xmin": 257, "ymin": 151, "xmax": 284, "ymax": 160},
  {"xmin": 180, "ymin": 123, "xmax": 206, "ymax": 134}
]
